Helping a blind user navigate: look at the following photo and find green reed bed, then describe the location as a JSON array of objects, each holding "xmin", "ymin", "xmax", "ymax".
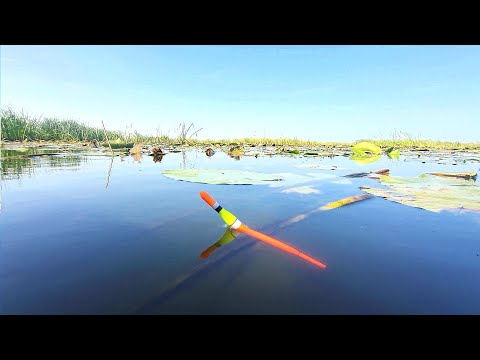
[
  {"xmin": 2, "ymin": 108, "xmax": 479, "ymax": 150},
  {"xmin": 1, "ymin": 108, "xmax": 122, "ymax": 142}
]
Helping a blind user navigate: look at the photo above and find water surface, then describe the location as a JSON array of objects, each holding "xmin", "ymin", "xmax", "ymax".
[{"xmin": 1, "ymin": 149, "xmax": 479, "ymax": 314}]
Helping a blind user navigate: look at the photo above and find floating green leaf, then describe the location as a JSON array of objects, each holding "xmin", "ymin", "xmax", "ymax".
[
  {"xmin": 351, "ymin": 141, "xmax": 382, "ymax": 156},
  {"xmin": 387, "ymin": 149, "xmax": 400, "ymax": 159},
  {"xmin": 162, "ymin": 169, "xmax": 283, "ymax": 185},
  {"xmin": 360, "ymin": 174, "xmax": 480, "ymax": 212},
  {"xmin": 162, "ymin": 169, "xmax": 337, "ymax": 187},
  {"xmin": 285, "ymin": 149, "xmax": 300, "ymax": 154}
]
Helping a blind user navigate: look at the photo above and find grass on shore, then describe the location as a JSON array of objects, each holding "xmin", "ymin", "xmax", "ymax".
[
  {"xmin": 191, "ymin": 138, "xmax": 480, "ymax": 150},
  {"xmin": 1, "ymin": 108, "xmax": 479, "ymax": 150}
]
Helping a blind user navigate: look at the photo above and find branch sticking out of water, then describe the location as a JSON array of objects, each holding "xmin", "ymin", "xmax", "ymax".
[{"xmin": 101, "ymin": 120, "xmax": 114, "ymax": 156}]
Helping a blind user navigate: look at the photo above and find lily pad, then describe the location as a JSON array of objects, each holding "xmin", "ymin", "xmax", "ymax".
[
  {"xmin": 351, "ymin": 141, "xmax": 382, "ymax": 156},
  {"xmin": 360, "ymin": 174, "xmax": 480, "ymax": 213},
  {"xmin": 387, "ymin": 149, "xmax": 400, "ymax": 159},
  {"xmin": 162, "ymin": 169, "xmax": 337, "ymax": 187},
  {"xmin": 162, "ymin": 169, "xmax": 283, "ymax": 185}
]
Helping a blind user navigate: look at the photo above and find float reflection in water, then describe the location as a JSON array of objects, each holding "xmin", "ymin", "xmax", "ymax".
[{"xmin": 200, "ymin": 227, "xmax": 240, "ymax": 259}]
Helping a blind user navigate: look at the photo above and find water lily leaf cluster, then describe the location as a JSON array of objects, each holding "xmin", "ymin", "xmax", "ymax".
[{"xmin": 360, "ymin": 174, "xmax": 480, "ymax": 213}]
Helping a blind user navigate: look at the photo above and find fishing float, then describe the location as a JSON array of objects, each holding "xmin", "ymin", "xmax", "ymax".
[{"xmin": 199, "ymin": 191, "xmax": 327, "ymax": 269}]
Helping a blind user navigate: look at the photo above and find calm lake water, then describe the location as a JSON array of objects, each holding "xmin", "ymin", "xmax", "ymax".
[{"xmin": 1, "ymin": 149, "xmax": 480, "ymax": 314}]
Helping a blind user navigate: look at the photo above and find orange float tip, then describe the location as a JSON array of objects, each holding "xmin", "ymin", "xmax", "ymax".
[{"xmin": 200, "ymin": 191, "xmax": 217, "ymax": 207}]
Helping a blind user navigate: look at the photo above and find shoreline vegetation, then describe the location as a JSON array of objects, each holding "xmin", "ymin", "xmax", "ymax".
[{"xmin": 1, "ymin": 108, "xmax": 479, "ymax": 151}]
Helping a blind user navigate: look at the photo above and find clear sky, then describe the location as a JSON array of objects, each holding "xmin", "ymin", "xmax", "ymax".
[{"xmin": 1, "ymin": 45, "xmax": 479, "ymax": 142}]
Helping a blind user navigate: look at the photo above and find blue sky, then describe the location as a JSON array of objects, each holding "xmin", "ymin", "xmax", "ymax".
[{"xmin": 1, "ymin": 45, "xmax": 479, "ymax": 142}]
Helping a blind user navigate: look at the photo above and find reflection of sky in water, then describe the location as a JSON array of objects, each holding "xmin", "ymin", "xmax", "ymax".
[{"xmin": 1, "ymin": 149, "xmax": 480, "ymax": 314}]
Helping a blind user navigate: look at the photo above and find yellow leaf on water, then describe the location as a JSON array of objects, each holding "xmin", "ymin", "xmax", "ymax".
[
  {"xmin": 279, "ymin": 193, "xmax": 373, "ymax": 228},
  {"xmin": 351, "ymin": 141, "xmax": 382, "ymax": 155},
  {"xmin": 320, "ymin": 193, "xmax": 373, "ymax": 210}
]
